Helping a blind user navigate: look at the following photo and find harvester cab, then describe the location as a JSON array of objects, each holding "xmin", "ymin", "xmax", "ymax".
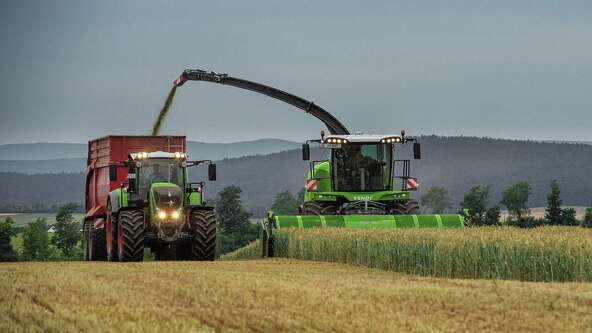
[{"xmin": 300, "ymin": 131, "xmax": 421, "ymax": 215}]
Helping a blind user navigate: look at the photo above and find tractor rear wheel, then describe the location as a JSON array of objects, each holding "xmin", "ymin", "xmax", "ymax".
[
  {"xmin": 117, "ymin": 210, "xmax": 145, "ymax": 262},
  {"xmin": 302, "ymin": 201, "xmax": 337, "ymax": 215},
  {"xmin": 190, "ymin": 210, "xmax": 216, "ymax": 261}
]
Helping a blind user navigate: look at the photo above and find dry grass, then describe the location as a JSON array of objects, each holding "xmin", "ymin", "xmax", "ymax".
[
  {"xmin": 272, "ymin": 226, "xmax": 592, "ymax": 282},
  {"xmin": 1, "ymin": 260, "xmax": 592, "ymax": 332}
]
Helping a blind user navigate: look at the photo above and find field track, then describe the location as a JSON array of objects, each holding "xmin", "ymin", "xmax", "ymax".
[{"xmin": 1, "ymin": 260, "xmax": 592, "ymax": 332}]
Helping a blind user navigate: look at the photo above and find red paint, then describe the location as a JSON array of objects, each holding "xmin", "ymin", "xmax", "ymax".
[{"xmin": 404, "ymin": 178, "xmax": 419, "ymax": 190}]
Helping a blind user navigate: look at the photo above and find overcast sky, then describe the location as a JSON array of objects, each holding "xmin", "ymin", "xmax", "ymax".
[{"xmin": 0, "ymin": 1, "xmax": 591, "ymax": 144}]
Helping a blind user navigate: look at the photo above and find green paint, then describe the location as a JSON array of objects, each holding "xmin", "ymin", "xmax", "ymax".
[{"xmin": 273, "ymin": 214, "xmax": 464, "ymax": 230}]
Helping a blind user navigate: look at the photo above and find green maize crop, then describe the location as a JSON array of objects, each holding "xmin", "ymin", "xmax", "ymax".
[{"xmin": 268, "ymin": 227, "xmax": 592, "ymax": 282}]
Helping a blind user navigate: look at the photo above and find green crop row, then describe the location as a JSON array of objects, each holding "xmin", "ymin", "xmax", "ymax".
[{"xmin": 272, "ymin": 227, "xmax": 592, "ymax": 282}]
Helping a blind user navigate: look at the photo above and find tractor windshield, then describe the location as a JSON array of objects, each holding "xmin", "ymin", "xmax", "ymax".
[
  {"xmin": 332, "ymin": 143, "xmax": 392, "ymax": 192},
  {"xmin": 138, "ymin": 159, "xmax": 184, "ymax": 197}
]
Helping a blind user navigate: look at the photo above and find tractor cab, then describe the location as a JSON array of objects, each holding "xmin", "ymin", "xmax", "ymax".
[{"xmin": 129, "ymin": 151, "xmax": 188, "ymax": 199}]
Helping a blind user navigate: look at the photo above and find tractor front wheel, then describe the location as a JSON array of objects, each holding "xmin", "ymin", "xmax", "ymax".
[
  {"xmin": 117, "ymin": 210, "xmax": 145, "ymax": 262},
  {"xmin": 190, "ymin": 210, "xmax": 216, "ymax": 261}
]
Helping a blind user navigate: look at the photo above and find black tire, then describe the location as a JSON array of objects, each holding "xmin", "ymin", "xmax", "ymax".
[
  {"xmin": 405, "ymin": 199, "xmax": 420, "ymax": 214},
  {"xmin": 390, "ymin": 202, "xmax": 407, "ymax": 215},
  {"xmin": 190, "ymin": 210, "xmax": 216, "ymax": 261},
  {"xmin": 118, "ymin": 210, "xmax": 145, "ymax": 262},
  {"xmin": 89, "ymin": 222, "xmax": 107, "ymax": 261},
  {"xmin": 302, "ymin": 201, "xmax": 337, "ymax": 215},
  {"xmin": 390, "ymin": 200, "xmax": 420, "ymax": 215},
  {"xmin": 83, "ymin": 220, "xmax": 90, "ymax": 261}
]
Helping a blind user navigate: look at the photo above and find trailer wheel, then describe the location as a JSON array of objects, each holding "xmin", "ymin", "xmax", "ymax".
[
  {"xmin": 302, "ymin": 201, "xmax": 337, "ymax": 215},
  {"xmin": 190, "ymin": 210, "xmax": 216, "ymax": 261},
  {"xmin": 83, "ymin": 220, "xmax": 90, "ymax": 261},
  {"xmin": 117, "ymin": 210, "xmax": 145, "ymax": 262},
  {"xmin": 88, "ymin": 221, "xmax": 107, "ymax": 261}
]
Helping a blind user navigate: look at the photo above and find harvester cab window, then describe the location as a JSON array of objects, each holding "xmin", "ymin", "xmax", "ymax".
[
  {"xmin": 138, "ymin": 159, "xmax": 184, "ymax": 197},
  {"xmin": 332, "ymin": 144, "xmax": 391, "ymax": 192}
]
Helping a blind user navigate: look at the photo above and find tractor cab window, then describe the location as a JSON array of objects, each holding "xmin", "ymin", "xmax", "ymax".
[
  {"xmin": 332, "ymin": 143, "xmax": 391, "ymax": 192},
  {"xmin": 137, "ymin": 159, "xmax": 184, "ymax": 197}
]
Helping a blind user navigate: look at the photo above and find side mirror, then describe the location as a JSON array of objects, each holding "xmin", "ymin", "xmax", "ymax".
[
  {"xmin": 208, "ymin": 163, "xmax": 217, "ymax": 181},
  {"xmin": 413, "ymin": 142, "xmax": 421, "ymax": 160},
  {"xmin": 302, "ymin": 144, "xmax": 310, "ymax": 161},
  {"xmin": 109, "ymin": 165, "xmax": 118, "ymax": 181}
]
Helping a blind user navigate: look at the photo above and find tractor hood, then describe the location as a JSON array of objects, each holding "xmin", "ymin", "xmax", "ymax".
[{"xmin": 151, "ymin": 183, "xmax": 183, "ymax": 210}]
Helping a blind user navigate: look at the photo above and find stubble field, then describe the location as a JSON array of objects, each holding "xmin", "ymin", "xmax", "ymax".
[{"xmin": 1, "ymin": 260, "xmax": 592, "ymax": 332}]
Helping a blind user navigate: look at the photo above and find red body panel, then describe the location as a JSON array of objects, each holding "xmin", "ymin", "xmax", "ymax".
[{"xmin": 85, "ymin": 135, "xmax": 186, "ymax": 222}]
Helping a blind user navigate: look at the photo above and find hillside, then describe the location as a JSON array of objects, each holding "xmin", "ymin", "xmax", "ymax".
[
  {"xmin": 1, "ymin": 260, "xmax": 591, "ymax": 332},
  {"xmin": 1, "ymin": 136, "xmax": 592, "ymax": 215},
  {"xmin": 0, "ymin": 139, "xmax": 299, "ymax": 162}
]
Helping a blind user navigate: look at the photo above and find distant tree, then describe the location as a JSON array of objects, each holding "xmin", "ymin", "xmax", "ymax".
[
  {"xmin": 484, "ymin": 206, "xmax": 501, "ymax": 226},
  {"xmin": 501, "ymin": 181, "xmax": 531, "ymax": 223},
  {"xmin": 421, "ymin": 186, "xmax": 452, "ymax": 213},
  {"xmin": 545, "ymin": 180, "xmax": 563, "ymax": 225},
  {"xmin": 270, "ymin": 191, "xmax": 300, "ymax": 215},
  {"xmin": 459, "ymin": 185, "xmax": 499, "ymax": 226},
  {"xmin": 0, "ymin": 216, "xmax": 17, "ymax": 262},
  {"xmin": 561, "ymin": 208, "xmax": 578, "ymax": 226},
  {"xmin": 22, "ymin": 218, "xmax": 51, "ymax": 260},
  {"xmin": 51, "ymin": 203, "xmax": 82, "ymax": 258},
  {"xmin": 582, "ymin": 208, "xmax": 592, "ymax": 228},
  {"xmin": 296, "ymin": 188, "xmax": 306, "ymax": 204},
  {"xmin": 215, "ymin": 186, "xmax": 251, "ymax": 234}
]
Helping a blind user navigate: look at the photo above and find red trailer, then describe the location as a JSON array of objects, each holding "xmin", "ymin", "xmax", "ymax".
[{"xmin": 84, "ymin": 135, "xmax": 187, "ymax": 260}]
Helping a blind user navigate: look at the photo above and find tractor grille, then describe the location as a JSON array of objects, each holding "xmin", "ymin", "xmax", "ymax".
[{"xmin": 341, "ymin": 201, "xmax": 388, "ymax": 215}]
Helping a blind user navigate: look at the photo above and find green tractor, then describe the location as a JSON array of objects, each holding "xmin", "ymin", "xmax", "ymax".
[
  {"xmin": 169, "ymin": 68, "xmax": 465, "ymax": 258},
  {"xmin": 104, "ymin": 150, "xmax": 217, "ymax": 261}
]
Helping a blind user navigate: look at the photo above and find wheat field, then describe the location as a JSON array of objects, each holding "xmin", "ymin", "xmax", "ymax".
[
  {"xmin": 232, "ymin": 227, "xmax": 592, "ymax": 282},
  {"xmin": 1, "ymin": 260, "xmax": 592, "ymax": 332}
]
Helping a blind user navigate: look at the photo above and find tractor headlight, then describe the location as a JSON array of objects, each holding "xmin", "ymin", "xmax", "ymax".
[
  {"xmin": 171, "ymin": 211, "xmax": 180, "ymax": 219},
  {"xmin": 158, "ymin": 211, "xmax": 167, "ymax": 219}
]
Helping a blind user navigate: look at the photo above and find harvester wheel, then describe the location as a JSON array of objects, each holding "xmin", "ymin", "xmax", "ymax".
[
  {"xmin": 390, "ymin": 200, "xmax": 420, "ymax": 215},
  {"xmin": 405, "ymin": 199, "xmax": 420, "ymax": 214},
  {"xmin": 117, "ymin": 210, "xmax": 145, "ymax": 262},
  {"xmin": 190, "ymin": 210, "xmax": 216, "ymax": 261},
  {"xmin": 302, "ymin": 201, "xmax": 337, "ymax": 215}
]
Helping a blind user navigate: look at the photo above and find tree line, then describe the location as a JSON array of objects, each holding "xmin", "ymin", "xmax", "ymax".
[
  {"xmin": 421, "ymin": 180, "xmax": 592, "ymax": 227},
  {"xmin": 2, "ymin": 180, "xmax": 591, "ymax": 261}
]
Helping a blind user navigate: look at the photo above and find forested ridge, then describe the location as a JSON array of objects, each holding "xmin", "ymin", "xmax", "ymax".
[{"xmin": 1, "ymin": 136, "xmax": 591, "ymax": 216}]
